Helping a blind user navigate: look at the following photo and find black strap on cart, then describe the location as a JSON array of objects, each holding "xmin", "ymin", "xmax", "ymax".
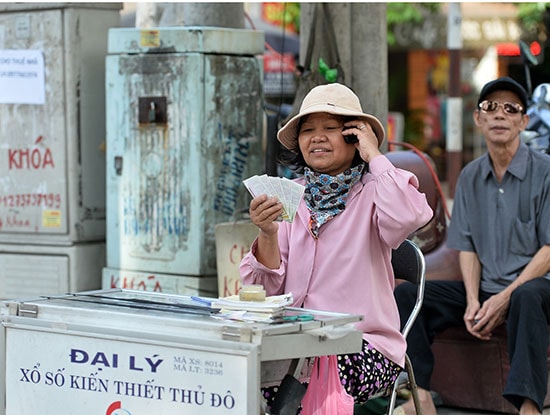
[{"xmin": 50, "ymin": 293, "xmax": 220, "ymax": 316}]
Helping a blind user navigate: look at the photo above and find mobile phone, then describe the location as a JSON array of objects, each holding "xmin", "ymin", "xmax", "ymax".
[{"xmin": 342, "ymin": 126, "xmax": 358, "ymax": 144}]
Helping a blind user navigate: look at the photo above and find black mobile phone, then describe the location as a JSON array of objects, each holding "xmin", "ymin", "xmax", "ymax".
[{"xmin": 342, "ymin": 127, "xmax": 358, "ymax": 144}]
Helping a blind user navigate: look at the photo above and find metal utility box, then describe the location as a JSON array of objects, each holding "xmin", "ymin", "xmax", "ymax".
[
  {"xmin": 0, "ymin": 242, "xmax": 105, "ymax": 299},
  {"xmin": 102, "ymin": 267, "xmax": 218, "ymax": 297},
  {"xmin": 215, "ymin": 221, "xmax": 258, "ymax": 297},
  {"xmin": 105, "ymin": 27, "xmax": 264, "ymax": 281},
  {"xmin": 0, "ymin": 289, "xmax": 363, "ymax": 414},
  {"xmin": 0, "ymin": 3, "xmax": 120, "ymax": 245}
]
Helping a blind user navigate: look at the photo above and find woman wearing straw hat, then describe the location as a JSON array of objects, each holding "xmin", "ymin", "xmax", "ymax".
[{"xmin": 240, "ymin": 83, "xmax": 433, "ymax": 410}]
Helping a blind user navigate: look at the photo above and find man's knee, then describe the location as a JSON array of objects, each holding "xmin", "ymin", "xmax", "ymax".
[
  {"xmin": 510, "ymin": 281, "xmax": 544, "ymax": 308},
  {"xmin": 508, "ymin": 280, "xmax": 550, "ymax": 326}
]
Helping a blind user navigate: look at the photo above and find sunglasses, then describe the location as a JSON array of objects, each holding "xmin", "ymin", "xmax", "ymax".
[{"xmin": 478, "ymin": 100, "xmax": 523, "ymax": 115}]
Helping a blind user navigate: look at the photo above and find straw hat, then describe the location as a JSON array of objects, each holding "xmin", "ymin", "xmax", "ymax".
[{"xmin": 277, "ymin": 83, "xmax": 386, "ymax": 151}]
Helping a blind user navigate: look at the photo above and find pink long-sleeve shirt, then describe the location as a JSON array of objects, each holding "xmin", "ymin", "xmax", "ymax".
[{"xmin": 239, "ymin": 155, "xmax": 433, "ymax": 366}]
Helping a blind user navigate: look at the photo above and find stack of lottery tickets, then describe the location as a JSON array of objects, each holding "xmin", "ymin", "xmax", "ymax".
[
  {"xmin": 211, "ymin": 293, "xmax": 294, "ymax": 323},
  {"xmin": 243, "ymin": 175, "xmax": 305, "ymax": 222}
]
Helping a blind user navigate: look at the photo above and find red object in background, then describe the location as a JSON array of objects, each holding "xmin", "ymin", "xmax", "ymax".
[
  {"xmin": 387, "ymin": 115, "xmax": 396, "ymax": 143},
  {"xmin": 262, "ymin": 3, "xmax": 298, "ymax": 33},
  {"xmin": 263, "ymin": 50, "xmax": 297, "ymax": 96},
  {"xmin": 264, "ymin": 50, "xmax": 296, "ymax": 73},
  {"xmin": 497, "ymin": 41, "xmax": 541, "ymax": 56}
]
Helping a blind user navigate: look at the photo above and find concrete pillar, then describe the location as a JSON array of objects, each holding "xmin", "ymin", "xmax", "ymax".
[
  {"xmin": 351, "ymin": 3, "xmax": 388, "ymax": 151},
  {"xmin": 300, "ymin": 3, "xmax": 388, "ymax": 150},
  {"xmin": 183, "ymin": 3, "xmax": 244, "ymax": 28},
  {"xmin": 446, "ymin": 3, "xmax": 462, "ymax": 198},
  {"xmin": 134, "ymin": 3, "xmax": 245, "ymax": 28}
]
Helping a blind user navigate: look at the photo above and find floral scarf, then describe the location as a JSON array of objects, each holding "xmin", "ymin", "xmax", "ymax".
[{"xmin": 303, "ymin": 164, "xmax": 364, "ymax": 237}]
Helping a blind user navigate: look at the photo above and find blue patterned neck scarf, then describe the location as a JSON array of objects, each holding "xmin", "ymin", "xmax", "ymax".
[{"xmin": 303, "ymin": 164, "xmax": 364, "ymax": 237}]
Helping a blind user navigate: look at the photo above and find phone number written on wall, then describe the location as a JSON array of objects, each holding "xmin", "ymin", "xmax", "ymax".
[{"xmin": 0, "ymin": 193, "xmax": 62, "ymax": 209}]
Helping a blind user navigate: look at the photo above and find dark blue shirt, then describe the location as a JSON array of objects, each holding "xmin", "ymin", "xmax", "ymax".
[{"xmin": 447, "ymin": 143, "xmax": 550, "ymax": 293}]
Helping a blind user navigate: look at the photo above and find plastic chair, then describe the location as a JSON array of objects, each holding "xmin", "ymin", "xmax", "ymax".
[
  {"xmin": 355, "ymin": 239, "xmax": 426, "ymax": 415},
  {"xmin": 387, "ymin": 239, "xmax": 426, "ymax": 415}
]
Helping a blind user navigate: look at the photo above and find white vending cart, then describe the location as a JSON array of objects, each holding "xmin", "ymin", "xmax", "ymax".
[
  {"xmin": 0, "ymin": 289, "xmax": 363, "ymax": 414},
  {"xmin": 104, "ymin": 27, "xmax": 264, "ymax": 296}
]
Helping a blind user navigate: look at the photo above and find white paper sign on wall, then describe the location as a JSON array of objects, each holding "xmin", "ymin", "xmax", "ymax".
[{"xmin": 0, "ymin": 49, "xmax": 45, "ymax": 105}]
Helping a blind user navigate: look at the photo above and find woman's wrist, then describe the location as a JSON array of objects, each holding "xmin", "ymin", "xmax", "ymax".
[{"xmin": 259, "ymin": 226, "xmax": 278, "ymax": 240}]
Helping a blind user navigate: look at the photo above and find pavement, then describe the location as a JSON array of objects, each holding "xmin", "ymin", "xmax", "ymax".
[
  {"xmin": 360, "ymin": 400, "xmax": 550, "ymax": 415},
  {"xmin": 437, "ymin": 407, "xmax": 550, "ymax": 414},
  {"xmin": 392, "ymin": 394, "xmax": 550, "ymax": 414}
]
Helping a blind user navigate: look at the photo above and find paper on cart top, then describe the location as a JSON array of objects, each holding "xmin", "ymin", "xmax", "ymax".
[{"xmin": 211, "ymin": 293, "xmax": 293, "ymax": 313}]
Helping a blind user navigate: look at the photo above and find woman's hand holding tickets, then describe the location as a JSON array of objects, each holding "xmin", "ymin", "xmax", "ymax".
[{"xmin": 250, "ymin": 194, "xmax": 283, "ymax": 236}]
